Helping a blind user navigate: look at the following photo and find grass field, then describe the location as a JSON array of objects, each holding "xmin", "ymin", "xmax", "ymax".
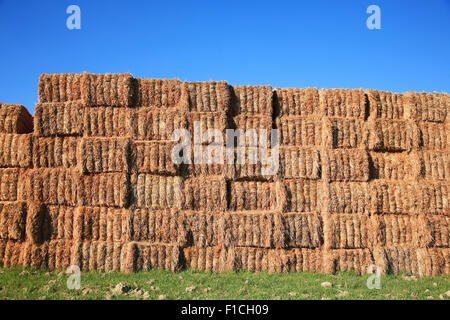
[{"xmin": 0, "ymin": 267, "xmax": 449, "ymax": 300}]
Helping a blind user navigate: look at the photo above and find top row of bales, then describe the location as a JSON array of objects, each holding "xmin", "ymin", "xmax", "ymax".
[{"xmin": 38, "ymin": 73, "xmax": 449, "ymax": 121}]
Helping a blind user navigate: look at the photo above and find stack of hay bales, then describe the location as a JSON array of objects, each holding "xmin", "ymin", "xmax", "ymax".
[
  {"xmin": 0, "ymin": 73, "xmax": 448, "ymax": 276},
  {"xmin": 0, "ymin": 103, "xmax": 33, "ymax": 268}
]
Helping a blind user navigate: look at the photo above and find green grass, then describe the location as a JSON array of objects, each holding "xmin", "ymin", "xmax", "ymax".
[{"xmin": 0, "ymin": 266, "xmax": 449, "ymax": 300}]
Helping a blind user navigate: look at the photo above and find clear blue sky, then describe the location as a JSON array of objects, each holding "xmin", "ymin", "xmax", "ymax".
[{"xmin": 0, "ymin": 0, "xmax": 449, "ymax": 114}]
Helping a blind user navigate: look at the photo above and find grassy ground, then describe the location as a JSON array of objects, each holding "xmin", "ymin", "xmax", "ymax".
[{"xmin": 0, "ymin": 266, "xmax": 449, "ymax": 300}]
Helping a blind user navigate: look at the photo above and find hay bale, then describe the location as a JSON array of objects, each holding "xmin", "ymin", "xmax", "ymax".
[
  {"xmin": 418, "ymin": 122, "xmax": 447, "ymax": 150},
  {"xmin": 376, "ymin": 248, "xmax": 419, "ymax": 275},
  {"xmin": 232, "ymin": 85, "xmax": 273, "ymax": 115},
  {"xmin": 274, "ymin": 88, "xmax": 319, "ymax": 117},
  {"xmin": 417, "ymin": 182, "xmax": 448, "ymax": 214},
  {"xmin": 129, "ymin": 209, "xmax": 185, "ymax": 245},
  {"xmin": 133, "ymin": 141, "xmax": 177, "ymax": 175},
  {"xmin": 34, "ymin": 101, "xmax": 83, "ymax": 137},
  {"xmin": 326, "ymin": 182, "xmax": 370, "ymax": 214},
  {"xmin": 322, "ymin": 149, "xmax": 369, "ymax": 182},
  {"xmin": 282, "ymin": 213, "xmax": 322, "ymax": 248},
  {"xmin": 370, "ymin": 181, "xmax": 417, "ymax": 214},
  {"xmin": 365, "ymin": 89, "xmax": 405, "ymax": 120},
  {"xmin": 0, "ymin": 168, "xmax": 20, "ymax": 201},
  {"xmin": 183, "ymin": 176, "xmax": 226, "ymax": 211},
  {"xmin": 78, "ymin": 137, "xmax": 131, "ymax": 173},
  {"xmin": 184, "ymin": 81, "xmax": 230, "ymax": 112},
  {"xmin": 323, "ymin": 118, "xmax": 368, "ymax": 149},
  {"xmin": 133, "ymin": 174, "xmax": 183, "ymax": 209},
  {"xmin": 417, "ymin": 248, "xmax": 449, "ymax": 276},
  {"xmin": 323, "ymin": 249, "xmax": 374, "ymax": 275},
  {"xmin": 404, "ymin": 92, "xmax": 448, "ymax": 123},
  {"xmin": 34, "ymin": 205, "xmax": 75, "ymax": 241},
  {"xmin": 78, "ymin": 172, "xmax": 130, "ymax": 208},
  {"xmin": 276, "ymin": 116, "xmax": 323, "ymax": 147},
  {"xmin": 368, "ymin": 119, "xmax": 418, "ymax": 152},
  {"xmin": 83, "ymin": 107, "xmax": 131, "ymax": 137},
  {"xmin": 417, "ymin": 151, "xmax": 448, "ymax": 181},
  {"xmin": 279, "ymin": 147, "xmax": 320, "ymax": 180},
  {"xmin": 136, "ymin": 78, "xmax": 183, "ymax": 108},
  {"xmin": 188, "ymin": 111, "xmax": 227, "ymax": 144},
  {"xmin": 0, "ymin": 202, "xmax": 27, "ymax": 241},
  {"xmin": 319, "ymin": 89, "xmax": 366, "ymax": 118},
  {"xmin": 184, "ymin": 211, "xmax": 218, "ymax": 247},
  {"xmin": 38, "ymin": 73, "xmax": 82, "ymax": 103},
  {"xmin": 81, "ymin": 73, "xmax": 135, "ymax": 107},
  {"xmin": 74, "ymin": 207, "xmax": 128, "ymax": 241},
  {"xmin": 1, "ymin": 240, "xmax": 23, "ymax": 268},
  {"xmin": 130, "ymin": 108, "xmax": 188, "ymax": 140},
  {"xmin": 233, "ymin": 147, "xmax": 277, "ymax": 180},
  {"xmin": 229, "ymin": 181, "xmax": 278, "ymax": 211},
  {"xmin": 0, "ymin": 103, "xmax": 33, "ymax": 134},
  {"xmin": 126, "ymin": 242, "xmax": 181, "ymax": 272},
  {"xmin": 284, "ymin": 179, "xmax": 322, "ymax": 213},
  {"xmin": 0, "ymin": 134, "xmax": 32, "ymax": 168},
  {"xmin": 233, "ymin": 114, "xmax": 272, "ymax": 141},
  {"xmin": 19, "ymin": 169, "xmax": 78, "ymax": 205},
  {"xmin": 425, "ymin": 215, "xmax": 449, "ymax": 247},
  {"xmin": 369, "ymin": 152, "xmax": 420, "ymax": 180},
  {"xmin": 33, "ymin": 137, "xmax": 78, "ymax": 168},
  {"xmin": 323, "ymin": 214, "xmax": 372, "ymax": 249}
]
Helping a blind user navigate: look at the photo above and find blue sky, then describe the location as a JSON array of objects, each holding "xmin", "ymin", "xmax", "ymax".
[{"xmin": 0, "ymin": 0, "xmax": 449, "ymax": 114}]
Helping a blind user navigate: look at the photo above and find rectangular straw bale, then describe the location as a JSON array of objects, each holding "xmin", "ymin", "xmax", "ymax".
[
  {"xmin": 365, "ymin": 89, "xmax": 405, "ymax": 120},
  {"xmin": 233, "ymin": 114, "xmax": 272, "ymax": 134},
  {"xmin": 20, "ymin": 242, "xmax": 50, "ymax": 269},
  {"xmin": 188, "ymin": 146, "xmax": 233, "ymax": 178},
  {"xmin": 0, "ymin": 134, "xmax": 32, "ymax": 168},
  {"xmin": 71, "ymin": 241, "xmax": 127, "ymax": 272},
  {"xmin": 133, "ymin": 141, "xmax": 177, "ymax": 175},
  {"xmin": 189, "ymin": 111, "xmax": 227, "ymax": 144},
  {"xmin": 126, "ymin": 242, "xmax": 181, "ymax": 272},
  {"xmin": 184, "ymin": 176, "xmax": 226, "ymax": 211},
  {"xmin": 369, "ymin": 152, "xmax": 419, "ymax": 180},
  {"xmin": 404, "ymin": 92, "xmax": 448, "ymax": 123},
  {"xmin": 136, "ymin": 78, "xmax": 183, "ymax": 108},
  {"xmin": 25, "ymin": 202, "xmax": 47, "ymax": 244},
  {"xmin": 275, "ymin": 88, "xmax": 319, "ymax": 117},
  {"xmin": 425, "ymin": 215, "xmax": 449, "ymax": 247},
  {"xmin": 323, "ymin": 118, "xmax": 368, "ymax": 149},
  {"xmin": 326, "ymin": 182, "xmax": 370, "ymax": 214},
  {"xmin": 229, "ymin": 181, "xmax": 279, "ymax": 211},
  {"xmin": 38, "ymin": 73, "xmax": 82, "ymax": 103},
  {"xmin": 0, "ymin": 240, "xmax": 23, "ymax": 268},
  {"xmin": 45, "ymin": 240, "xmax": 73, "ymax": 271},
  {"xmin": 232, "ymin": 85, "xmax": 273, "ymax": 115},
  {"xmin": 78, "ymin": 172, "xmax": 129, "ymax": 208},
  {"xmin": 19, "ymin": 169, "xmax": 78, "ymax": 205},
  {"xmin": 323, "ymin": 249, "xmax": 374, "ymax": 275},
  {"xmin": 34, "ymin": 101, "xmax": 83, "ymax": 137},
  {"xmin": 79, "ymin": 137, "xmax": 130, "ymax": 173},
  {"xmin": 279, "ymin": 147, "xmax": 320, "ymax": 180},
  {"xmin": 234, "ymin": 147, "xmax": 277, "ymax": 180},
  {"xmin": 418, "ymin": 122, "xmax": 448, "ymax": 150},
  {"xmin": 133, "ymin": 174, "xmax": 183, "ymax": 209},
  {"xmin": 184, "ymin": 81, "xmax": 230, "ymax": 112},
  {"xmin": 417, "ymin": 182, "xmax": 448, "ymax": 214},
  {"xmin": 282, "ymin": 213, "xmax": 322, "ymax": 248},
  {"xmin": 276, "ymin": 116, "xmax": 322, "ymax": 146},
  {"xmin": 417, "ymin": 151, "xmax": 448, "ymax": 181},
  {"xmin": 375, "ymin": 247, "xmax": 419, "ymax": 275},
  {"xmin": 220, "ymin": 212, "xmax": 283, "ymax": 249},
  {"xmin": 370, "ymin": 181, "xmax": 417, "ymax": 214},
  {"xmin": 128, "ymin": 209, "xmax": 185, "ymax": 245},
  {"xmin": 130, "ymin": 108, "xmax": 188, "ymax": 140},
  {"xmin": 33, "ymin": 137, "xmax": 78, "ymax": 168},
  {"xmin": 322, "ymin": 149, "xmax": 369, "ymax": 182},
  {"xmin": 184, "ymin": 211, "xmax": 219, "ymax": 247},
  {"xmin": 81, "ymin": 73, "xmax": 135, "ymax": 107},
  {"xmin": 319, "ymin": 89, "xmax": 366, "ymax": 119},
  {"xmin": 0, "ymin": 103, "xmax": 33, "ymax": 134},
  {"xmin": 368, "ymin": 119, "xmax": 418, "ymax": 152},
  {"xmin": 0, "ymin": 168, "xmax": 20, "ymax": 201},
  {"xmin": 73, "ymin": 207, "xmax": 128, "ymax": 242},
  {"xmin": 417, "ymin": 248, "xmax": 449, "ymax": 277},
  {"xmin": 0, "ymin": 202, "xmax": 27, "ymax": 241},
  {"xmin": 323, "ymin": 214, "xmax": 371, "ymax": 249},
  {"xmin": 83, "ymin": 107, "xmax": 131, "ymax": 136},
  {"xmin": 284, "ymin": 179, "xmax": 322, "ymax": 213},
  {"xmin": 183, "ymin": 246, "xmax": 234, "ymax": 272}
]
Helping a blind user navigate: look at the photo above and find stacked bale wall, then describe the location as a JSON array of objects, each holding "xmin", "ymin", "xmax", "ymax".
[{"xmin": 0, "ymin": 73, "xmax": 448, "ymax": 276}]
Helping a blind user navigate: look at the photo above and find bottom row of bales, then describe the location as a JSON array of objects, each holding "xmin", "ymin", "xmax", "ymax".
[{"xmin": 0, "ymin": 240, "xmax": 448, "ymax": 276}]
